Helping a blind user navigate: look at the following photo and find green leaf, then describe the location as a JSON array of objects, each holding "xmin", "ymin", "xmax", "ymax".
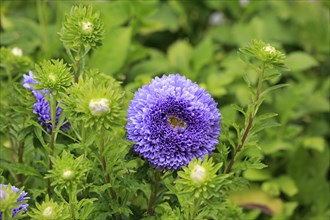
[
  {"xmin": 230, "ymin": 104, "xmax": 246, "ymax": 116},
  {"xmin": 302, "ymin": 136, "xmax": 325, "ymax": 152},
  {"xmin": 230, "ymin": 189, "xmax": 283, "ymax": 216},
  {"xmin": 191, "ymin": 36, "xmax": 213, "ymax": 73},
  {"xmin": 276, "ymin": 175, "xmax": 298, "ymax": 197},
  {"xmin": 251, "ymin": 120, "xmax": 281, "ymax": 135},
  {"xmin": 243, "ymin": 168, "xmax": 271, "ymax": 181},
  {"xmin": 260, "ymin": 83, "xmax": 289, "ymax": 97},
  {"xmin": 0, "ymin": 161, "xmax": 43, "ymax": 178},
  {"xmin": 89, "ymin": 27, "xmax": 132, "ymax": 74},
  {"xmin": 96, "ymin": 2, "xmax": 131, "ymax": 28},
  {"xmin": 167, "ymin": 40, "xmax": 192, "ymax": 76},
  {"xmin": 285, "ymin": 52, "xmax": 318, "ymax": 71},
  {"xmin": 256, "ymin": 112, "xmax": 278, "ymax": 122},
  {"xmin": 138, "ymin": 3, "xmax": 179, "ymax": 34}
]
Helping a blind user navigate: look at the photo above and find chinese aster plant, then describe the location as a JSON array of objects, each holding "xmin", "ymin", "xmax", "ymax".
[
  {"xmin": 23, "ymin": 71, "xmax": 70, "ymax": 132},
  {"xmin": 0, "ymin": 184, "xmax": 29, "ymax": 219},
  {"xmin": 126, "ymin": 74, "xmax": 221, "ymax": 170}
]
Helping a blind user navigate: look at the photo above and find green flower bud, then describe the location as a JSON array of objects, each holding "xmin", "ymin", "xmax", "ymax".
[
  {"xmin": 34, "ymin": 59, "xmax": 72, "ymax": 93},
  {"xmin": 45, "ymin": 151, "xmax": 90, "ymax": 188},
  {"xmin": 59, "ymin": 5, "xmax": 104, "ymax": 52},
  {"xmin": 176, "ymin": 156, "xmax": 223, "ymax": 198},
  {"xmin": 11, "ymin": 47, "xmax": 23, "ymax": 57},
  {"xmin": 0, "ymin": 47, "xmax": 33, "ymax": 75},
  {"xmin": 239, "ymin": 39, "xmax": 287, "ymax": 70},
  {"xmin": 64, "ymin": 71, "xmax": 125, "ymax": 130},
  {"xmin": 29, "ymin": 195, "xmax": 70, "ymax": 220}
]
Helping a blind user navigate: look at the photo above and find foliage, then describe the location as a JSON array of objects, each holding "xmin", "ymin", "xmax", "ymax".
[{"xmin": 0, "ymin": 1, "xmax": 329, "ymax": 220}]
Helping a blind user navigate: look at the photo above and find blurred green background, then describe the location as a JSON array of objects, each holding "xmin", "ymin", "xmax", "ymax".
[{"xmin": 0, "ymin": 0, "xmax": 329, "ymax": 219}]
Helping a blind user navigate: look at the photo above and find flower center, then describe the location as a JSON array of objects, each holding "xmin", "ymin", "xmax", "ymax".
[{"xmin": 168, "ymin": 115, "xmax": 187, "ymax": 130}]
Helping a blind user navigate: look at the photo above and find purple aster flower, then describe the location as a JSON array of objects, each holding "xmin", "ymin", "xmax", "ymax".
[
  {"xmin": 23, "ymin": 71, "xmax": 70, "ymax": 132},
  {"xmin": 126, "ymin": 74, "xmax": 221, "ymax": 170},
  {"xmin": 0, "ymin": 184, "xmax": 29, "ymax": 219}
]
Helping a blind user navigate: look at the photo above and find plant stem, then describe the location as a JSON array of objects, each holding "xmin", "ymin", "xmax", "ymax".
[
  {"xmin": 226, "ymin": 63, "xmax": 265, "ymax": 174},
  {"xmin": 98, "ymin": 128, "xmax": 120, "ymax": 220},
  {"xmin": 191, "ymin": 196, "xmax": 202, "ymax": 220},
  {"xmin": 147, "ymin": 169, "xmax": 161, "ymax": 216},
  {"xmin": 48, "ymin": 93, "xmax": 58, "ymax": 196},
  {"xmin": 68, "ymin": 183, "xmax": 77, "ymax": 220},
  {"xmin": 17, "ymin": 140, "xmax": 24, "ymax": 183},
  {"xmin": 37, "ymin": 0, "xmax": 49, "ymax": 53}
]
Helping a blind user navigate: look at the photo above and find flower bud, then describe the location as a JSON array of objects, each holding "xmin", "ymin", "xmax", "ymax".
[{"xmin": 11, "ymin": 47, "xmax": 23, "ymax": 56}]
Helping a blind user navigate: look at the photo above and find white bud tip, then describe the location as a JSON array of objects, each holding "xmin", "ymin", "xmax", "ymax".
[
  {"xmin": 89, "ymin": 98, "xmax": 110, "ymax": 116},
  {"xmin": 190, "ymin": 164, "xmax": 207, "ymax": 184},
  {"xmin": 11, "ymin": 47, "xmax": 23, "ymax": 56},
  {"xmin": 62, "ymin": 170, "xmax": 74, "ymax": 179},
  {"xmin": 82, "ymin": 21, "xmax": 93, "ymax": 33},
  {"xmin": 264, "ymin": 45, "xmax": 276, "ymax": 53},
  {"xmin": 43, "ymin": 206, "xmax": 53, "ymax": 217}
]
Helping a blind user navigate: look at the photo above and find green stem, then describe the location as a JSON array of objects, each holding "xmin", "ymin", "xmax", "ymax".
[
  {"xmin": 48, "ymin": 93, "xmax": 58, "ymax": 196},
  {"xmin": 81, "ymin": 126, "xmax": 87, "ymax": 156},
  {"xmin": 73, "ymin": 47, "xmax": 89, "ymax": 82},
  {"xmin": 98, "ymin": 128, "xmax": 120, "ymax": 220},
  {"xmin": 191, "ymin": 196, "xmax": 202, "ymax": 220},
  {"xmin": 37, "ymin": 0, "xmax": 48, "ymax": 53},
  {"xmin": 2, "ymin": 209, "xmax": 12, "ymax": 220},
  {"xmin": 147, "ymin": 169, "xmax": 161, "ymax": 216},
  {"xmin": 226, "ymin": 63, "xmax": 265, "ymax": 174},
  {"xmin": 68, "ymin": 183, "xmax": 77, "ymax": 220},
  {"xmin": 17, "ymin": 140, "xmax": 24, "ymax": 183}
]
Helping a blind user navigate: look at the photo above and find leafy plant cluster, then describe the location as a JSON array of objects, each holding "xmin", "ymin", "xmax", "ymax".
[{"xmin": 0, "ymin": 1, "xmax": 329, "ymax": 220}]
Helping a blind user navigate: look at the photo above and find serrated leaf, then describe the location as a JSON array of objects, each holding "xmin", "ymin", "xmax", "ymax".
[{"xmin": 1, "ymin": 161, "xmax": 43, "ymax": 178}]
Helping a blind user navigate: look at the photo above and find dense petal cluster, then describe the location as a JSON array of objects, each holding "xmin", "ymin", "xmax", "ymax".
[
  {"xmin": 23, "ymin": 72, "xmax": 70, "ymax": 132},
  {"xmin": 0, "ymin": 184, "xmax": 29, "ymax": 219},
  {"xmin": 126, "ymin": 74, "xmax": 221, "ymax": 170}
]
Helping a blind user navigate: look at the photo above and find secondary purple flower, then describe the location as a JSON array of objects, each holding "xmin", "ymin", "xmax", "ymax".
[
  {"xmin": 23, "ymin": 71, "xmax": 70, "ymax": 132},
  {"xmin": 126, "ymin": 74, "xmax": 221, "ymax": 170},
  {"xmin": 0, "ymin": 184, "xmax": 29, "ymax": 219}
]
